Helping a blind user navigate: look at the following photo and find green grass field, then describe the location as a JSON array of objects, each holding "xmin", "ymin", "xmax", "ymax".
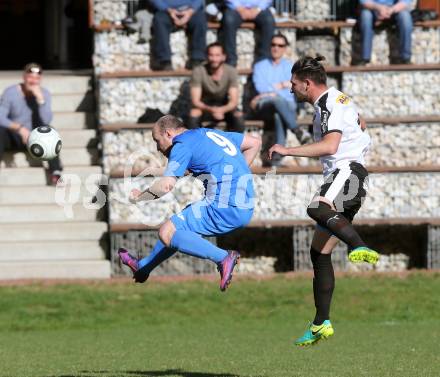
[{"xmin": 0, "ymin": 272, "xmax": 439, "ymax": 377}]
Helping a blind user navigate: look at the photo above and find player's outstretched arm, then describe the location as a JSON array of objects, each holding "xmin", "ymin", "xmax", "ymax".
[
  {"xmin": 268, "ymin": 132, "xmax": 342, "ymax": 159},
  {"xmin": 129, "ymin": 176, "xmax": 177, "ymax": 203},
  {"xmin": 240, "ymin": 134, "xmax": 262, "ymax": 166}
]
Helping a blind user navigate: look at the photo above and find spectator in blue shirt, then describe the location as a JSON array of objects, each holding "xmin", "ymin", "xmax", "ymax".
[
  {"xmin": 251, "ymin": 34, "xmax": 311, "ymax": 166},
  {"xmin": 151, "ymin": 0, "xmax": 207, "ymax": 70},
  {"xmin": 358, "ymin": 0, "xmax": 413, "ymax": 65},
  {"xmin": 220, "ymin": 0, "xmax": 275, "ymax": 67},
  {"xmin": 0, "ymin": 63, "xmax": 63, "ymax": 185}
]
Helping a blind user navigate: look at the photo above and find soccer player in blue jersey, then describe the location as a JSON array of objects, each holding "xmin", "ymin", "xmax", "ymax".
[{"xmin": 119, "ymin": 115, "xmax": 261, "ymax": 291}]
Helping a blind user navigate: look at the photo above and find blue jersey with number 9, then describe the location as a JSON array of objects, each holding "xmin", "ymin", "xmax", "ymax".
[{"xmin": 164, "ymin": 128, "xmax": 254, "ymax": 208}]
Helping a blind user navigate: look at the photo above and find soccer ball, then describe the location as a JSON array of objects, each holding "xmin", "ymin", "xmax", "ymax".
[{"xmin": 27, "ymin": 126, "xmax": 62, "ymax": 161}]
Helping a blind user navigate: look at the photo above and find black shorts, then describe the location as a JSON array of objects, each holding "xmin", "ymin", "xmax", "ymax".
[{"xmin": 317, "ymin": 161, "xmax": 368, "ymax": 222}]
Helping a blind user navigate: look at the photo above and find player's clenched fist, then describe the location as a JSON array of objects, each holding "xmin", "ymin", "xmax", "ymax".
[
  {"xmin": 268, "ymin": 144, "xmax": 288, "ymax": 160},
  {"xmin": 129, "ymin": 189, "xmax": 142, "ymax": 204}
]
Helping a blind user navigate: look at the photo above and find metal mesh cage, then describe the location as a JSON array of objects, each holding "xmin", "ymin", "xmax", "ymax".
[
  {"xmin": 111, "ymin": 230, "xmax": 217, "ymax": 277},
  {"xmin": 427, "ymin": 225, "xmax": 440, "ymax": 269},
  {"xmin": 292, "ymin": 225, "xmax": 349, "ymax": 271}
]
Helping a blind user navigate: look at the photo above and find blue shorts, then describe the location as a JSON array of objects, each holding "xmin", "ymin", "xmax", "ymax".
[{"xmin": 170, "ymin": 200, "xmax": 254, "ymax": 237}]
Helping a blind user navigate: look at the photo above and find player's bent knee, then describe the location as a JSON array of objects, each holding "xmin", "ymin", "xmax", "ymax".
[{"xmin": 158, "ymin": 220, "xmax": 176, "ymax": 247}]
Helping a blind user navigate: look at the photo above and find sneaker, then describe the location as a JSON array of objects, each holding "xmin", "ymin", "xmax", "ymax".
[
  {"xmin": 294, "ymin": 320, "xmax": 334, "ymax": 347},
  {"xmin": 185, "ymin": 59, "xmax": 204, "ymax": 69},
  {"xmin": 348, "ymin": 246, "xmax": 380, "ymax": 265},
  {"xmin": 118, "ymin": 248, "xmax": 139, "ymax": 273},
  {"xmin": 352, "ymin": 58, "xmax": 370, "ymax": 66},
  {"xmin": 118, "ymin": 248, "xmax": 150, "ymax": 283},
  {"xmin": 151, "ymin": 60, "xmax": 172, "ymax": 71},
  {"xmin": 49, "ymin": 170, "xmax": 63, "ymax": 186},
  {"xmin": 217, "ymin": 250, "xmax": 240, "ymax": 292}
]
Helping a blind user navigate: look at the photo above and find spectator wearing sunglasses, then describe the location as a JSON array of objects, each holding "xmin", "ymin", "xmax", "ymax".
[
  {"xmin": 251, "ymin": 34, "xmax": 312, "ymax": 166},
  {"xmin": 220, "ymin": 0, "xmax": 275, "ymax": 67},
  {"xmin": 0, "ymin": 63, "xmax": 63, "ymax": 185}
]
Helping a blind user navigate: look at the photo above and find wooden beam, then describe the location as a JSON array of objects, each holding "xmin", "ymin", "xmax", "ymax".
[
  {"xmin": 93, "ymin": 19, "xmax": 440, "ymax": 32},
  {"xmin": 100, "ymin": 115, "xmax": 440, "ymax": 132},
  {"xmin": 98, "ymin": 64, "xmax": 440, "ymax": 79},
  {"xmin": 108, "ymin": 165, "xmax": 440, "ymax": 178},
  {"xmin": 109, "ymin": 217, "xmax": 440, "ymax": 232}
]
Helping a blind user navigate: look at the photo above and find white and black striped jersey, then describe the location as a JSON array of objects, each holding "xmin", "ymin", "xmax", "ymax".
[{"xmin": 313, "ymin": 87, "xmax": 371, "ymax": 177}]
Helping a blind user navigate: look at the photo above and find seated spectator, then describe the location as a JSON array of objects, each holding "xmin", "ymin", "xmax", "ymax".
[
  {"xmin": 0, "ymin": 63, "xmax": 63, "ymax": 185},
  {"xmin": 251, "ymin": 34, "xmax": 312, "ymax": 166},
  {"xmin": 189, "ymin": 42, "xmax": 244, "ymax": 132},
  {"xmin": 151, "ymin": 0, "xmax": 207, "ymax": 70},
  {"xmin": 220, "ymin": 0, "xmax": 275, "ymax": 67},
  {"xmin": 358, "ymin": 0, "xmax": 413, "ymax": 65}
]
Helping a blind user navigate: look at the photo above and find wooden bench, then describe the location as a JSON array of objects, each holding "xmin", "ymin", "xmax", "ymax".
[
  {"xmin": 97, "ymin": 63, "xmax": 440, "ymax": 79},
  {"xmin": 99, "ymin": 115, "xmax": 440, "ymax": 132},
  {"xmin": 92, "ymin": 19, "xmax": 440, "ymax": 32},
  {"xmin": 107, "ymin": 164, "xmax": 440, "ymax": 178}
]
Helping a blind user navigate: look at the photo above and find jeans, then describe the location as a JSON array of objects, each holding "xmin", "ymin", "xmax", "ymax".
[
  {"xmin": 256, "ymin": 96, "xmax": 297, "ymax": 147},
  {"xmin": 360, "ymin": 9, "xmax": 412, "ymax": 61},
  {"xmin": 220, "ymin": 8, "xmax": 275, "ymax": 66},
  {"xmin": 152, "ymin": 8, "xmax": 207, "ymax": 62},
  {"xmin": 0, "ymin": 126, "xmax": 62, "ymax": 173}
]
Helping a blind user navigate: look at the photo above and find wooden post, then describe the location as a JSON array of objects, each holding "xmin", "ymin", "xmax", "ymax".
[
  {"xmin": 417, "ymin": 0, "xmax": 440, "ymax": 14},
  {"xmin": 88, "ymin": 0, "xmax": 94, "ymax": 28}
]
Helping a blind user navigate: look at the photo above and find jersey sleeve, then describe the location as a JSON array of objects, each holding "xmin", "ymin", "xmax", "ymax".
[
  {"xmin": 163, "ymin": 142, "xmax": 192, "ymax": 178},
  {"xmin": 318, "ymin": 93, "xmax": 349, "ymax": 136},
  {"xmin": 325, "ymin": 103, "xmax": 345, "ymax": 135}
]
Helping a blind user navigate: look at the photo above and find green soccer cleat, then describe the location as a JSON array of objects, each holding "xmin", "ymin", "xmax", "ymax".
[
  {"xmin": 348, "ymin": 246, "xmax": 380, "ymax": 265},
  {"xmin": 294, "ymin": 320, "xmax": 334, "ymax": 347}
]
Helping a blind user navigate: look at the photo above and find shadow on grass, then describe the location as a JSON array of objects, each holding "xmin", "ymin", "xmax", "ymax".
[{"xmin": 50, "ymin": 369, "xmax": 243, "ymax": 377}]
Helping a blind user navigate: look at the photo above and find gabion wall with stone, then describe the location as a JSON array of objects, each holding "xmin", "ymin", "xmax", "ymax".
[
  {"xmin": 295, "ymin": 0, "xmax": 331, "ymax": 21},
  {"xmin": 93, "ymin": 0, "xmax": 127, "ymax": 26},
  {"xmin": 111, "ymin": 230, "xmax": 217, "ymax": 276},
  {"xmin": 98, "ymin": 75, "xmax": 338, "ymax": 124},
  {"xmin": 94, "ymin": 29, "xmax": 297, "ymax": 73},
  {"xmin": 111, "ymin": 230, "xmax": 276, "ymax": 276},
  {"xmin": 108, "ymin": 172, "xmax": 440, "ymax": 224},
  {"xmin": 102, "ymin": 128, "xmax": 316, "ymax": 174},
  {"xmin": 342, "ymin": 70, "xmax": 440, "ymax": 118},
  {"xmin": 102, "ymin": 123, "xmax": 440, "ymax": 174},
  {"xmin": 340, "ymin": 26, "xmax": 440, "ymax": 66}
]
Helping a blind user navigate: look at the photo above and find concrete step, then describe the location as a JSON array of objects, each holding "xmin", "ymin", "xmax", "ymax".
[
  {"xmin": 0, "ymin": 72, "xmax": 92, "ymax": 95},
  {"xmin": 52, "ymin": 91, "xmax": 95, "ymax": 112},
  {"xmin": 0, "ymin": 222, "xmax": 107, "ymax": 242},
  {"xmin": 52, "ymin": 112, "xmax": 96, "ymax": 129},
  {"xmin": 0, "ymin": 166, "xmax": 103, "ymax": 186},
  {"xmin": 59, "ymin": 129, "xmax": 98, "ymax": 148},
  {"xmin": 2, "ymin": 147, "xmax": 100, "ymax": 168},
  {"xmin": 0, "ymin": 241, "xmax": 105, "ymax": 261},
  {"xmin": 0, "ymin": 260, "xmax": 111, "ymax": 280},
  {"xmin": 0, "ymin": 205, "xmax": 100, "ymax": 223},
  {"xmin": 0, "ymin": 184, "xmax": 105, "ymax": 205}
]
